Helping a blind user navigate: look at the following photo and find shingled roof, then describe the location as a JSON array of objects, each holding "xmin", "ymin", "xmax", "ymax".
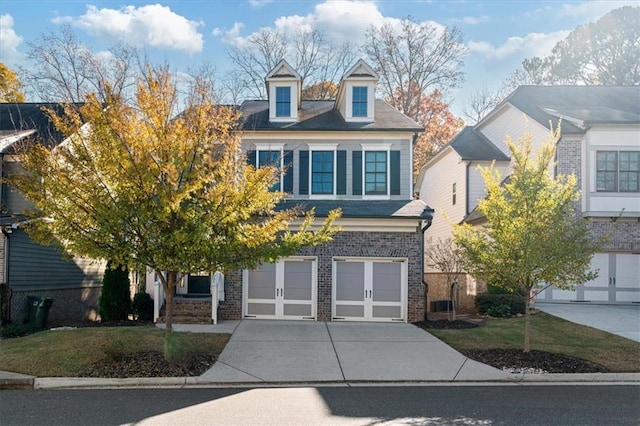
[
  {"xmin": 240, "ymin": 99, "xmax": 423, "ymax": 132},
  {"xmin": 493, "ymin": 85, "xmax": 640, "ymax": 134},
  {"xmin": 276, "ymin": 199, "xmax": 433, "ymax": 220},
  {"xmin": 449, "ymin": 126, "xmax": 510, "ymax": 161},
  {"xmin": 0, "ymin": 103, "xmax": 81, "ymax": 154}
]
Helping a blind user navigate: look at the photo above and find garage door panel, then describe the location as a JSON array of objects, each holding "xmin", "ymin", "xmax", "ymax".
[
  {"xmin": 245, "ymin": 257, "xmax": 316, "ymax": 320},
  {"xmin": 283, "ymin": 304, "xmax": 312, "ymax": 316},
  {"xmin": 616, "ymin": 254, "xmax": 640, "ymax": 290},
  {"xmin": 336, "ymin": 262, "xmax": 365, "ymax": 302},
  {"xmin": 248, "ymin": 303, "xmax": 276, "ymax": 316},
  {"xmin": 373, "ymin": 262, "xmax": 402, "ymax": 302},
  {"xmin": 336, "ymin": 305, "xmax": 364, "ymax": 318},
  {"xmin": 333, "ymin": 258, "xmax": 406, "ymax": 322},
  {"xmin": 373, "ymin": 305, "xmax": 402, "ymax": 318},
  {"xmin": 248, "ymin": 265, "xmax": 276, "ymax": 299}
]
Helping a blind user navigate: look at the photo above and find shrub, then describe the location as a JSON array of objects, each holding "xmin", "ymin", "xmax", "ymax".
[
  {"xmin": 485, "ymin": 304, "xmax": 512, "ymax": 318},
  {"xmin": 99, "ymin": 262, "xmax": 131, "ymax": 322},
  {"xmin": 0, "ymin": 323, "xmax": 42, "ymax": 339},
  {"xmin": 132, "ymin": 292, "xmax": 154, "ymax": 321},
  {"xmin": 475, "ymin": 293, "xmax": 525, "ymax": 316}
]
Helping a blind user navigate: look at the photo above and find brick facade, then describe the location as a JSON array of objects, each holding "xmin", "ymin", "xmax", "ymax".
[{"xmin": 217, "ymin": 229, "xmax": 425, "ymax": 322}]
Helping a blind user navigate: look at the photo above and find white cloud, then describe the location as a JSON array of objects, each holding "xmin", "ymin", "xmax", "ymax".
[
  {"xmin": 452, "ymin": 15, "xmax": 489, "ymax": 25},
  {"xmin": 214, "ymin": 22, "xmax": 246, "ymax": 47},
  {"xmin": 53, "ymin": 5, "xmax": 204, "ymax": 54},
  {"xmin": 468, "ymin": 30, "xmax": 569, "ymax": 61},
  {"xmin": 218, "ymin": 0, "xmax": 434, "ymax": 47},
  {"xmin": 0, "ymin": 14, "xmax": 24, "ymax": 66},
  {"xmin": 248, "ymin": 0, "xmax": 273, "ymax": 8},
  {"xmin": 558, "ymin": 0, "xmax": 638, "ymax": 19}
]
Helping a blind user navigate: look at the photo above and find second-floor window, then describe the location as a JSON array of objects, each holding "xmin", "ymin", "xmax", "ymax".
[
  {"xmin": 452, "ymin": 182, "xmax": 457, "ymax": 205},
  {"xmin": 312, "ymin": 151, "xmax": 334, "ymax": 194},
  {"xmin": 276, "ymin": 87, "xmax": 291, "ymax": 117},
  {"xmin": 352, "ymin": 86, "xmax": 367, "ymax": 117},
  {"xmin": 258, "ymin": 150, "xmax": 282, "ymax": 191},
  {"xmin": 365, "ymin": 151, "xmax": 387, "ymax": 195},
  {"xmin": 596, "ymin": 151, "xmax": 639, "ymax": 192}
]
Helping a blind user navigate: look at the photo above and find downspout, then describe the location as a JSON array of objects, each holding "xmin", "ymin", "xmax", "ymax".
[{"xmin": 421, "ymin": 214, "xmax": 433, "ymax": 319}]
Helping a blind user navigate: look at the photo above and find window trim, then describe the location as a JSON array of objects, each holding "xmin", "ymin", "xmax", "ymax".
[
  {"xmin": 352, "ymin": 86, "xmax": 368, "ymax": 117},
  {"xmin": 309, "ymin": 143, "xmax": 339, "ymax": 199},
  {"xmin": 595, "ymin": 150, "xmax": 639, "ymax": 193},
  {"xmin": 360, "ymin": 143, "xmax": 391, "ymax": 199},
  {"xmin": 275, "ymin": 86, "xmax": 291, "ymax": 118},
  {"xmin": 254, "ymin": 143, "xmax": 285, "ymax": 192}
]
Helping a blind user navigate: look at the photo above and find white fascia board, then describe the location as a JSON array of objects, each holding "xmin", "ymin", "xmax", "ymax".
[
  {"xmin": 242, "ymin": 131, "xmax": 415, "ymax": 141},
  {"xmin": 287, "ymin": 217, "xmax": 421, "ymax": 232}
]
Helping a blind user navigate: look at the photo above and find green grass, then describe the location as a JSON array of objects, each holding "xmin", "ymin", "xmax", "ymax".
[
  {"xmin": 0, "ymin": 325, "xmax": 230, "ymax": 377},
  {"xmin": 428, "ymin": 312, "xmax": 640, "ymax": 372}
]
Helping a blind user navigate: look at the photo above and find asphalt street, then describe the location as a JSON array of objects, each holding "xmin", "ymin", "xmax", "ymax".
[{"xmin": 1, "ymin": 385, "xmax": 639, "ymax": 425}]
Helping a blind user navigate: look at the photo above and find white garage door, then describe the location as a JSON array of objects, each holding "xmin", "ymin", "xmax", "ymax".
[
  {"xmin": 243, "ymin": 257, "xmax": 317, "ymax": 320},
  {"xmin": 536, "ymin": 253, "xmax": 640, "ymax": 303},
  {"xmin": 332, "ymin": 258, "xmax": 407, "ymax": 322}
]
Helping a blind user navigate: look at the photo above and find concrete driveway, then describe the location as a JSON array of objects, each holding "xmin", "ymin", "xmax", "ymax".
[
  {"xmin": 535, "ymin": 303, "xmax": 640, "ymax": 342},
  {"xmin": 199, "ymin": 320, "xmax": 511, "ymax": 383}
]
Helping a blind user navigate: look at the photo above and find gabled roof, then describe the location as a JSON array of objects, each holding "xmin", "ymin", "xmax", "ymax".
[
  {"xmin": 482, "ymin": 86, "xmax": 640, "ymax": 134},
  {"xmin": 240, "ymin": 99, "xmax": 423, "ymax": 132},
  {"xmin": 265, "ymin": 59, "xmax": 301, "ymax": 80},
  {"xmin": 276, "ymin": 199, "xmax": 433, "ymax": 220},
  {"xmin": 449, "ymin": 126, "xmax": 510, "ymax": 161},
  {"xmin": 0, "ymin": 103, "xmax": 80, "ymax": 154},
  {"xmin": 341, "ymin": 59, "xmax": 379, "ymax": 80}
]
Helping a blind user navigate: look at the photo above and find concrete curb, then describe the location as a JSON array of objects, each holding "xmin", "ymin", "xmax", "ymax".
[{"xmin": 1, "ymin": 372, "xmax": 638, "ymax": 390}]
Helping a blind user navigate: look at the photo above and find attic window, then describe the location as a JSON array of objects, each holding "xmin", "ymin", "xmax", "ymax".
[
  {"xmin": 276, "ymin": 87, "xmax": 291, "ymax": 117},
  {"xmin": 352, "ymin": 87, "xmax": 368, "ymax": 117}
]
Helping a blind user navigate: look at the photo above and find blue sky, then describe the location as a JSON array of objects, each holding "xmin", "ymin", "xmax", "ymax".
[{"xmin": 0, "ymin": 0, "xmax": 635, "ymax": 119}]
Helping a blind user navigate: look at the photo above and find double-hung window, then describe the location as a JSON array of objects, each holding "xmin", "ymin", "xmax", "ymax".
[
  {"xmin": 352, "ymin": 86, "xmax": 368, "ymax": 117},
  {"xmin": 364, "ymin": 151, "xmax": 387, "ymax": 195},
  {"xmin": 311, "ymin": 151, "xmax": 334, "ymax": 195},
  {"xmin": 596, "ymin": 151, "xmax": 639, "ymax": 192},
  {"xmin": 275, "ymin": 87, "xmax": 291, "ymax": 117},
  {"xmin": 258, "ymin": 150, "xmax": 282, "ymax": 191}
]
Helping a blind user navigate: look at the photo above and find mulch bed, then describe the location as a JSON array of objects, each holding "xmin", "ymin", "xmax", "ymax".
[
  {"xmin": 79, "ymin": 351, "xmax": 216, "ymax": 378},
  {"xmin": 413, "ymin": 319, "xmax": 609, "ymax": 374}
]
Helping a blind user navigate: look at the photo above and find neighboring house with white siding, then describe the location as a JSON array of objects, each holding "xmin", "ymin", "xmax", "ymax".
[
  {"xmin": 0, "ymin": 103, "xmax": 104, "ymax": 324},
  {"xmin": 416, "ymin": 85, "xmax": 640, "ymax": 309}
]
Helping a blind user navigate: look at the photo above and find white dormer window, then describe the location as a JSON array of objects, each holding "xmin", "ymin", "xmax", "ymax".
[
  {"xmin": 275, "ymin": 87, "xmax": 291, "ymax": 117},
  {"xmin": 352, "ymin": 87, "xmax": 368, "ymax": 117}
]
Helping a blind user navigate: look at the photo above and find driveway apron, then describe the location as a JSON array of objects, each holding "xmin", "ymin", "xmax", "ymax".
[{"xmin": 201, "ymin": 320, "xmax": 510, "ymax": 383}]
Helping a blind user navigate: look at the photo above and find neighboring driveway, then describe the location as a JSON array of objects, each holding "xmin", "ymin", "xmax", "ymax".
[
  {"xmin": 535, "ymin": 303, "xmax": 640, "ymax": 342},
  {"xmin": 200, "ymin": 320, "xmax": 511, "ymax": 383}
]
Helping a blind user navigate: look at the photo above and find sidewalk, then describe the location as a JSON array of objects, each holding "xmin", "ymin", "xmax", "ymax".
[{"xmin": 2, "ymin": 320, "xmax": 639, "ymax": 389}]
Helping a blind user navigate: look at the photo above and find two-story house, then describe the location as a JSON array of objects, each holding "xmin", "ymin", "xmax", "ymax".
[
  {"xmin": 416, "ymin": 85, "xmax": 640, "ymax": 308},
  {"xmin": 199, "ymin": 59, "xmax": 432, "ymax": 323},
  {"xmin": 0, "ymin": 103, "xmax": 105, "ymax": 324}
]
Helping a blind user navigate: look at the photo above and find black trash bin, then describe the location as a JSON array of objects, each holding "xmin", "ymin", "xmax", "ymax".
[{"xmin": 25, "ymin": 296, "xmax": 54, "ymax": 328}]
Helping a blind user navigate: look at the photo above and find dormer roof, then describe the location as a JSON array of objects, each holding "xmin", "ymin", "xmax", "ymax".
[
  {"xmin": 265, "ymin": 59, "xmax": 301, "ymax": 81},
  {"xmin": 340, "ymin": 59, "xmax": 379, "ymax": 81}
]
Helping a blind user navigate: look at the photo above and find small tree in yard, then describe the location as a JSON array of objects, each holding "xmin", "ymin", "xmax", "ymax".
[
  {"xmin": 453, "ymin": 124, "xmax": 606, "ymax": 352},
  {"xmin": 99, "ymin": 261, "xmax": 131, "ymax": 322},
  {"xmin": 8, "ymin": 66, "xmax": 340, "ymax": 356},
  {"xmin": 425, "ymin": 237, "xmax": 465, "ymax": 320}
]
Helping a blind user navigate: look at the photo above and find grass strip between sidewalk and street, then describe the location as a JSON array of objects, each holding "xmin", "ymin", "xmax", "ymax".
[
  {"xmin": 427, "ymin": 312, "xmax": 640, "ymax": 373},
  {"xmin": 0, "ymin": 326, "xmax": 230, "ymax": 377}
]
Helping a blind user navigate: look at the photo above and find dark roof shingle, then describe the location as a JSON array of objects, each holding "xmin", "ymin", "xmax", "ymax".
[
  {"xmin": 276, "ymin": 199, "xmax": 433, "ymax": 220},
  {"xmin": 240, "ymin": 100, "xmax": 423, "ymax": 132}
]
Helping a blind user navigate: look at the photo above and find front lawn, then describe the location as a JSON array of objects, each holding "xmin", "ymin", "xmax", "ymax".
[
  {"xmin": 0, "ymin": 325, "xmax": 230, "ymax": 377},
  {"xmin": 427, "ymin": 312, "xmax": 640, "ymax": 372}
]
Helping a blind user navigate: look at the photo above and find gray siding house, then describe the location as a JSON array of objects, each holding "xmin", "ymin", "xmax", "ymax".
[
  {"xmin": 0, "ymin": 103, "xmax": 104, "ymax": 324},
  {"xmin": 152, "ymin": 59, "xmax": 434, "ymax": 323}
]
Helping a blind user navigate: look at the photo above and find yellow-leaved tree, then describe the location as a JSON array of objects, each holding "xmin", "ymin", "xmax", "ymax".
[
  {"xmin": 9, "ymin": 67, "xmax": 340, "ymax": 344},
  {"xmin": 453, "ymin": 125, "xmax": 606, "ymax": 352}
]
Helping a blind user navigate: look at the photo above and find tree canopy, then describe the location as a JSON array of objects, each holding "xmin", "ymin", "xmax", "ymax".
[
  {"xmin": 9, "ymin": 67, "xmax": 340, "ymax": 333},
  {"xmin": 453, "ymin": 124, "xmax": 605, "ymax": 351},
  {"xmin": 0, "ymin": 62, "xmax": 26, "ymax": 102}
]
